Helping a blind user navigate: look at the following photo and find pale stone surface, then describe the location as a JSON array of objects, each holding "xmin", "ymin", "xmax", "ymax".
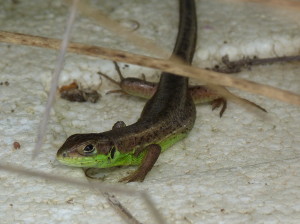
[{"xmin": 0, "ymin": 0, "xmax": 299, "ymax": 223}]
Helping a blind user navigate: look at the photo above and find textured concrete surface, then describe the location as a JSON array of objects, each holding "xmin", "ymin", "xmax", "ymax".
[{"xmin": 0, "ymin": 0, "xmax": 299, "ymax": 223}]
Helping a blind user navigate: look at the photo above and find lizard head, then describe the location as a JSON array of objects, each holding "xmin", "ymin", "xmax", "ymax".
[{"xmin": 56, "ymin": 133, "xmax": 122, "ymax": 168}]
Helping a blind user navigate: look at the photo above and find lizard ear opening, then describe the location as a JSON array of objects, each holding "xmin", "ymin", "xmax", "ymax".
[{"xmin": 110, "ymin": 147, "xmax": 116, "ymax": 159}]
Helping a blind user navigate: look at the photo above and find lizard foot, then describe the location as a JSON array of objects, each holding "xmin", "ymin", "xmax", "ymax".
[{"xmin": 211, "ymin": 98, "xmax": 227, "ymax": 117}]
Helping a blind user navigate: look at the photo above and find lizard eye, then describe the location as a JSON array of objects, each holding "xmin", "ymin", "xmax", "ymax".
[{"xmin": 83, "ymin": 144, "xmax": 95, "ymax": 153}]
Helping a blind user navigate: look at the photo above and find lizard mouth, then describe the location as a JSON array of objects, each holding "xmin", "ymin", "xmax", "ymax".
[
  {"xmin": 56, "ymin": 151, "xmax": 94, "ymax": 167},
  {"xmin": 56, "ymin": 156, "xmax": 96, "ymax": 167}
]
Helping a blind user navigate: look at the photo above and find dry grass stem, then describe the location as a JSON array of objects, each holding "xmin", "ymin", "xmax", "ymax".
[
  {"xmin": 230, "ymin": 0, "xmax": 300, "ymax": 11},
  {"xmin": 102, "ymin": 192, "xmax": 143, "ymax": 224},
  {"xmin": 0, "ymin": 31, "xmax": 299, "ymax": 106},
  {"xmin": 32, "ymin": 0, "xmax": 79, "ymax": 158},
  {"xmin": 0, "ymin": 163, "xmax": 165, "ymax": 224}
]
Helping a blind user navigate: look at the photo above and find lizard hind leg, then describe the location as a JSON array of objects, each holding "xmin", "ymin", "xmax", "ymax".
[
  {"xmin": 97, "ymin": 61, "xmax": 125, "ymax": 87},
  {"xmin": 119, "ymin": 144, "xmax": 161, "ymax": 183},
  {"xmin": 98, "ymin": 61, "xmax": 129, "ymax": 95},
  {"xmin": 97, "ymin": 71, "xmax": 121, "ymax": 86}
]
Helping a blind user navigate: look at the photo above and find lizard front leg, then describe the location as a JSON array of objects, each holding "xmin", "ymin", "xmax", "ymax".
[{"xmin": 119, "ymin": 144, "xmax": 161, "ymax": 182}]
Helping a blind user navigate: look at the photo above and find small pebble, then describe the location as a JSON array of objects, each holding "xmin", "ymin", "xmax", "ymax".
[{"xmin": 13, "ymin": 142, "xmax": 21, "ymax": 150}]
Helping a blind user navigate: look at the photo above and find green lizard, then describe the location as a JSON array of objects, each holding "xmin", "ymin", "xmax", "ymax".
[
  {"xmin": 57, "ymin": 0, "xmax": 265, "ymax": 182},
  {"xmin": 57, "ymin": 0, "xmax": 197, "ymax": 182}
]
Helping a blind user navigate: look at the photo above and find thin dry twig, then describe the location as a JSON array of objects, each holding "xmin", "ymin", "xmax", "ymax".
[
  {"xmin": 0, "ymin": 163, "xmax": 165, "ymax": 224},
  {"xmin": 229, "ymin": 0, "xmax": 300, "ymax": 11},
  {"xmin": 211, "ymin": 55, "xmax": 300, "ymax": 73},
  {"xmin": 102, "ymin": 192, "xmax": 142, "ymax": 224},
  {"xmin": 33, "ymin": 0, "xmax": 78, "ymax": 158},
  {"xmin": 86, "ymin": 174, "xmax": 144, "ymax": 224},
  {"xmin": 0, "ymin": 30, "xmax": 299, "ymax": 106},
  {"xmin": 29, "ymin": 1, "xmax": 150, "ymax": 223}
]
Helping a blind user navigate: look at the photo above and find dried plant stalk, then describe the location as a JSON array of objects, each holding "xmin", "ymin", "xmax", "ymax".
[
  {"xmin": 0, "ymin": 163, "xmax": 165, "ymax": 224},
  {"xmin": 0, "ymin": 30, "xmax": 299, "ymax": 106},
  {"xmin": 229, "ymin": 0, "xmax": 300, "ymax": 11}
]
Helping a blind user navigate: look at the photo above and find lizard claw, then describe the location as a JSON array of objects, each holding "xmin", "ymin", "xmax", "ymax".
[{"xmin": 211, "ymin": 98, "xmax": 227, "ymax": 117}]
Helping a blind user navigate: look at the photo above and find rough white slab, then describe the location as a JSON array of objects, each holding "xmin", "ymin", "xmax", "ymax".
[{"xmin": 0, "ymin": 0, "xmax": 299, "ymax": 223}]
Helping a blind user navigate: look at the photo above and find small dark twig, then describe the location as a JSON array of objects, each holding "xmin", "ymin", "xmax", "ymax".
[{"xmin": 211, "ymin": 54, "xmax": 300, "ymax": 73}]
